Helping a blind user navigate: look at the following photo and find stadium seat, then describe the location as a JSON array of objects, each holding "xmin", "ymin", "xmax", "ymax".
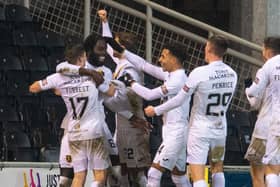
[
  {"xmin": 5, "ymin": 130, "xmax": 31, "ymax": 148},
  {"xmin": 0, "ymin": 104, "xmax": 19, "ymax": 122},
  {"xmin": 46, "ymin": 47, "xmax": 65, "ymax": 72},
  {"xmin": 6, "ymin": 70, "xmax": 30, "ymax": 96},
  {"xmin": 0, "ymin": 71, "xmax": 7, "ymax": 96},
  {"xmin": 22, "ymin": 52, "xmax": 48, "ymax": 71},
  {"xmin": 21, "ymin": 103, "xmax": 49, "ymax": 129},
  {"xmin": 0, "ymin": 3, "xmax": 5, "ymax": 21},
  {"xmin": 4, "ymin": 131, "xmax": 32, "ymax": 161},
  {"xmin": 8, "ymin": 147, "xmax": 39, "ymax": 161},
  {"xmin": 5, "ymin": 4, "xmax": 32, "ymax": 22},
  {"xmin": 0, "ymin": 26, "xmax": 13, "ymax": 45},
  {"xmin": 0, "ymin": 55, "xmax": 22, "ymax": 71},
  {"xmin": 39, "ymin": 146, "xmax": 59, "ymax": 162},
  {"xmin": 36, "ymin": 30, "xmax": 65, "ymax": 48},
  {"xmin": 13, "ymin": 29, "xmax": 37, "ymax": 46},
  {"xmin": 12, "ymin": 21, "xmax": 42, "ymax": 32}
]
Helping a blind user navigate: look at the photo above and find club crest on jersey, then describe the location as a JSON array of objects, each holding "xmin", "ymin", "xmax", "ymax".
[
  {"xmin": 42, "ymin": 79, "xmax": 48, "ymax": 86},
  {"xmin": 183, "ymin": 84, "xmax": 189, "ymax": 92},
  {"xmin": 97, "ymin": 69, "xmax": 104, "ymax": 76},
  {"xmin": 66, "ymin": 155, "xmax": 72, "ymax": 163},
  {"xmin": 161, "ymin": 85, "xmax": 168, "ymax": 95},
  {"xmin": 254, "ymin": 77, "xmax": 259, "ymax": 84},
  {"xmin": 74, "ymin": 123, "xmax": 80, "ymax": 129}
]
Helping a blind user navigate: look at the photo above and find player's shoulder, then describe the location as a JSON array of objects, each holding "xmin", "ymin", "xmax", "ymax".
[
  {"xmin": 172, "ymin": 69, "xmax": 187, "ymax": 79},
  {"xmin": 191, "ymin": 64, "xmax": 208, "ymax": 75}
]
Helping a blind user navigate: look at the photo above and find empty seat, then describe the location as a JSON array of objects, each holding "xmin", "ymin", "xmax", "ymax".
[
  {"xmin": 12, "ymin": 21, "xmax": 41, "ymax": 32},
  {"xmin": 5, "ymin": 130, "xmax": 31, "ymax": 148},
  {"xmin": 13, "ymin": 29, "xmax": 37, "ymax": 46},
  {"xmin": 39, "ymin": 146, "xmax": 60, "ymax": 162},
  {"xmin": 0, "ymin": 71, "xmax": 7, "ymax": 96},
  {"xmin": 37, "ymin": 30, "xmax": 65, "ymax": 48},
  {"xmin": 47, "ymin": 47, "xmax": 65, "ymax": 72},
  {"xmin": 0, "ymin": 55, "xmax": 22, "ymax": 71},
  {"xmin": 5, "ymin": 4, "xmax": 32, "ymax": 22},
  {"xmin": 22, "ymin": 52, "xmax": 48, "ymax": 71},
  {"xmin": 21, "ymin": 103, "xmax": 49, "ymax": 129},
  {"xmin": 0, "ymin": 26, "xmax": 13, "ymax": 45},
  {"xmin": 8, "ymin": 147, "xmax": 39, "ymax": 161},
  {"xmin": 4, "ymin": 131, "xmax": 32, "ymax": 161},
  {"xmin": 0, "ymin": 105, "xmax": 19, "ymax": 122},
  {"xmin": 6, "ymin": 70, "xmax": 30, "ymax": 96},
  {"xmin": 0, "ymin": 4, "xmax": 5, "ymax": 21}
]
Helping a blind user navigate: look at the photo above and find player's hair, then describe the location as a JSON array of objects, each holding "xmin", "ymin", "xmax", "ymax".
[
  {"xmin": 83, "ymin": 33, "xmax": 105, "ymax": 54},
  {"xmin": 208, "ymin": 35, "xmax": 229, "ymax": 57},
  {"xmin": 162, "ymin": 42, "xmax": 187, "ymax": 63},
  {"xmin": 264, "ymin": 36, "xmax": 280, "ymax": 55},
  {"xmin": 64, "ymin": 43, "xmax": 85, "ymax": 65},
  {"xmin": 115, "ymin": 32, "xmax": 138, "ymax": 53}
]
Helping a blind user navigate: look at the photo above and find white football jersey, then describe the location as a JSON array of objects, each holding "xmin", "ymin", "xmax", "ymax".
[
  {"xmin": 157, "ymin": 69, "xmax": 189, "ymax": 124},
  {"xmin": 56, "ymin": 61, "xmax": 113, "ymax": 112},
  {"xmin": 187, "ymin": 61, "xmax": 237, "ymax": 138},
  {"xmin": 246, "ymin": 55, "xmax": 280, "ymax": 135},
  {"xmin": 39, "ymin": 73, "xmax": 102, "ymax": 141},
  {"xmin": 123, "ymin": 50, "xmax": 189, "ymax": 125},
  {"xmin": 245, "ymin": 69, "xmax": 272, "ymax": 139},
  {"xmin": 155, "ymin": 61, "xmax": 237, "ymax": 138}
]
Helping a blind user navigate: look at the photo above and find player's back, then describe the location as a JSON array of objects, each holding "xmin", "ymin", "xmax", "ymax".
[
  {"xmin": 264, "ymin": 55, "xmax": 280, "ymax": 118},
  {"xmin": 189, "ymin": 61, "xmax": 237, "ymax": 138},
  {"xmin": 51, "ymin": 73, "xmax": 101, "ymax": 141}
]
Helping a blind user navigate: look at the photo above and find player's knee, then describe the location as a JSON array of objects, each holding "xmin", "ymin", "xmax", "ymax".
[
  {"xmin": 147, "ymin": 167, "xmax": 162, "ymax": 187},
  {"xmin": 211, "ymin": 161, "xmax": 223, "ymax": 173},
  {"xmin": 94, "ymin": 169, "xmax": 107, "ymax": 183},
  {"xmin": 59, "ymin": 176, "xmax": 72, "ymax": 187}
]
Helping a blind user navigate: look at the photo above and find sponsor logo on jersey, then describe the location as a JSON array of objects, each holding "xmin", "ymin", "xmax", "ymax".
[{"xmin": 66, "ymin": 155, "xmax": 72, "ymax": 163}]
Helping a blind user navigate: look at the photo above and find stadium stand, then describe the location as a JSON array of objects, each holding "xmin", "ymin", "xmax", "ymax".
[{"xmin": 0, "ymin": 3, "xmax": 66, "ymax": 161}]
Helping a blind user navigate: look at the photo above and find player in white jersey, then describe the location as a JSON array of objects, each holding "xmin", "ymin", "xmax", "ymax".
[
  {"xmin": 107, "ymin": 34, "xmax": 192, "ymax": 187},
  {"xmin": 57, "ymin": 33, "xmax": 150, "ymax": 186},
  {"xmin": 245, "ymin": 36, "xmax": 280, "ymax": 187},
  {"xmin": 29, "ymin": 44, "xmax": 110, "ymax": 187},
  {"xmin": 244, "ymin": 68, "xmax": 272, "ymax": 187},
  {"xmin": 145, "ymin": 35, "xmax": 238, "ymax": 187},
  {"xmin": 98, "ymin": 10, "xmax": 151, "ymax": 187}
]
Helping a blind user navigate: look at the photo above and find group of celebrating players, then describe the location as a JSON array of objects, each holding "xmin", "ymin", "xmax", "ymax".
[{"xmin": 28, "ymin": 9, "xmax": 280, "ymax": 187}]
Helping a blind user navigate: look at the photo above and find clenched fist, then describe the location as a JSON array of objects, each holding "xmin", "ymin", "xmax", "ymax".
[{"xmin": 98, "ymin": 9, "xmax": 107, "ymax": 23}]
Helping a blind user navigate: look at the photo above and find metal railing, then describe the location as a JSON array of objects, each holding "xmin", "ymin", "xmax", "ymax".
[{"xmin": 99, "ymin": 0, "xmax": 263, "ymax": 66}]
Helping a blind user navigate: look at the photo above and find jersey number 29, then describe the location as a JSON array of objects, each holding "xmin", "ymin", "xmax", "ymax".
[{"xmin": 206, "ymin": 92, "xmax": 232, "ymax": 116}]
